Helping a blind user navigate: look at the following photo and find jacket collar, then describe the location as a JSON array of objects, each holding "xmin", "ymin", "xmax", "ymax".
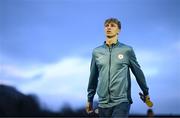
[{"xmin": 103, "ymin": 40, "xmax": 120, "ymax": 48}]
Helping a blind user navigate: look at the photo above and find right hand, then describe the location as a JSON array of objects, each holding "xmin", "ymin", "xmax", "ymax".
[{"xmin": 86, "ymin": 101, "xmax": 93, "ymax": 114}]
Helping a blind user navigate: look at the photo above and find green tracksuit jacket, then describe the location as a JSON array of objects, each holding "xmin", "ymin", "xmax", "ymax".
[{"xmin": 87, "ymin": 41, "xmax": 149, "ymax": 108}]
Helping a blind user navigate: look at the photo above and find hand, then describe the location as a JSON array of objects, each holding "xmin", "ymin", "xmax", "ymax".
[
  {"xmin": 145, "ymin": 95, "xmax": 153, "ymax": 107},
  {"xmin": 139, "ymin": 92, "xmax": 153, "ymax": 107},
  {"xmin": 86, "ymin": 101, "xmax": 93, "ymax": 114}
]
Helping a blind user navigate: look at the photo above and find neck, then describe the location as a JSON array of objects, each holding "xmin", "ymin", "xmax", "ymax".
[{"xmin": 106, "ymin": 35, "xmax": 118, "ymax": 46}]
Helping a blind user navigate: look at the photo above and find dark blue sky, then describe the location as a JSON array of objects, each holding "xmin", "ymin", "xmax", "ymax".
[{"xmin": 0, "ymin": 0, "xmax": 180, "ymax": 115}]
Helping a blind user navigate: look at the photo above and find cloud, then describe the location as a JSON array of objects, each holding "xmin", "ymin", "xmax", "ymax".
[
  {"xmin": 1, "ymin": 44, "xmax": 179, "ymax": 112},
  {"xmin": 1, "ymin": 64, "xmax": 44, "ymax": 79},
  {"xmin": 131, "ymin": 50, "xmax": 164, "ymax": 79},
  {"xmin": 1, "ymin": 54, "xmax": 160, "ymax": 109},
  {"xmin": 10, "ymin": 57, "xmax": 91, "ymax": 110}
]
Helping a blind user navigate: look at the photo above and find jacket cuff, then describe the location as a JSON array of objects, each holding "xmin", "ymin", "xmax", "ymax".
[
  {"xmin": 143, "ymin": 91, "xmax": 149, "ymax": 96},
  {"xmin": 88, "ymin": 97, "xmax": 93, "ymax": 103}
]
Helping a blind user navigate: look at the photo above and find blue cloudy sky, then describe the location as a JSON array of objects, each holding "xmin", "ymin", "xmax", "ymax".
[{"xmin": 0, "ymin": 0, "xmax": 180, "ymax": 115}]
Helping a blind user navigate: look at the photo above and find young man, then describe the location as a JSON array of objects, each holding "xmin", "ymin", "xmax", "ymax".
[{"xmin": 86, "ymin": 18, "xmax": 151, "ymax": 118}]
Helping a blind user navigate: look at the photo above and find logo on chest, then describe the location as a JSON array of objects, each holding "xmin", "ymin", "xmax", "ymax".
[{"xmin": 117, "ymin": 54, "xmax": 124, "ymax": 60}]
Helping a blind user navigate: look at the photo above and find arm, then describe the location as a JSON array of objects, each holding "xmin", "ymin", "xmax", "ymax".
[
  {"xmin": 86, "ymin": 53, "xmax": 99, "ymax": 113},
  {"xmin": 129, "ymin": 48, "xmax": 149, "ymax": 96},
  {"xmin": 87, "ymin": 53, "xmax": 99, "ymax": 102}
]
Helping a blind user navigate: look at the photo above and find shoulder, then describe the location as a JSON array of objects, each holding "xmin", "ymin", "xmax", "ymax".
[
  {"xmin": 92, "ymin": 44, "xmax": 105, "ymax": 54},
  {"xmin": 119, "ymin": 42, "xmax": 134, "ymax": 52}
]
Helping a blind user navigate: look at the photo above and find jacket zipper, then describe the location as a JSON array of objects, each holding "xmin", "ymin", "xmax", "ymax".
[{"xmin": 108, "ymin": 46, "xmax": 112, "ymax": 102}]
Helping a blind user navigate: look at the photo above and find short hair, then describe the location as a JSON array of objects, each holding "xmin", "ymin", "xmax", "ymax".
[{"xmin": 104, "ymin": 18, "xmax": 121, "ymax": 29}]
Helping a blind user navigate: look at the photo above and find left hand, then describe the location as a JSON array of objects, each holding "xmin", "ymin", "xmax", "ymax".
[{"xmin": 139, "ymin": 92, "xmax": 153, "ymax": 107}]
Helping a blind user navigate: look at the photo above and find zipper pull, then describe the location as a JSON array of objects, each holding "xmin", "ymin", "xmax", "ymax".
[{"xmin": 109, "ymin": 46, "xmax": 112, "ymax": 52}]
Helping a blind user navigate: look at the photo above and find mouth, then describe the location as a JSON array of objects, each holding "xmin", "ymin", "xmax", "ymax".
[{"xmin": 107, "ymin": 31, "xmax": 111, "ymax": 33}]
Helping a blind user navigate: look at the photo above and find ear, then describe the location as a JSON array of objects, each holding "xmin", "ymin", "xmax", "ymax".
[{"xmin": 117, "ymin": 29, "xmax": 120, "ymax": 35}]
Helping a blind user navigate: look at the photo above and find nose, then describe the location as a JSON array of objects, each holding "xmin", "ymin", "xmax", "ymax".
[{"xmin": 107, "ymin": 26, "xmax": 111, "ymax": 30}]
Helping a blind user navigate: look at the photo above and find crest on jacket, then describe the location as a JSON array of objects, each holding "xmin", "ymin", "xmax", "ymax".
[{"xmin": 118, "ymin": 54, "xmax": 124, "ymax": 60}]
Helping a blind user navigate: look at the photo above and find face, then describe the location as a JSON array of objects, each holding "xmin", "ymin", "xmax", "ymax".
[{"xmin": 104, "ymin": 22, "xmax": 120, "ymax": 37}]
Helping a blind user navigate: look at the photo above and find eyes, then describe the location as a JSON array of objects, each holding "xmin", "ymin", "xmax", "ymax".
[{"xmin": 105, "ymin": 23, "xmax": 117, "ymax": 28}]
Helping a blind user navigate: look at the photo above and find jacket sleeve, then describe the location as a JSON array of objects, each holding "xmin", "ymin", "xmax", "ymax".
[
  {"xmin": 87, "ymin": 52, "xmax": 99, "ymax": 102},
  {"xmin": 129, "ymin": 48, "xmax": 149, "ymax": 96}
]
